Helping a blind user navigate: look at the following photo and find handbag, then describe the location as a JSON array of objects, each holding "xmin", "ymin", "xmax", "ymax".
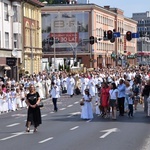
[
  {"xmin": 37, "ymin": 101, "xmax": 44, "ymax": 108},
  {"xmin": 147, "ymin": 95, "xmax": 150, "ymax": 102},
  {"xmin": 80, "ymin": 99, "xmax": 84, "ymax": 106}
]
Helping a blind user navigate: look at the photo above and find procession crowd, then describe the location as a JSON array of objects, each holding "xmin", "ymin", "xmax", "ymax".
[{"xmin": 0, "ymin": 66, "xmax": 150, "ymax": 122}]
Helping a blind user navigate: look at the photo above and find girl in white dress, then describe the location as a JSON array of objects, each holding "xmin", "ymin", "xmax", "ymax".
[
  {"xmin": 81, "ymin": 89, "xmax": 93, "ymax": 120},
  {"xmin": 7, "ymin": 89, "xmax": 12, "ymax": 111},
  {"xmin": 0, "ymin": 88, "xmax": 7, "ymax": 113},
  {"xmin": 16, "ymin": 88, "xmax": 22, "ymax": 109},
  {"xmin": 10, "ymin": 88, "xmax": 17, "ymax": 111}
]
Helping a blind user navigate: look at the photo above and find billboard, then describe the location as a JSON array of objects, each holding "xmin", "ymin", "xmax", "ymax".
[{"xmin": 42, "ymin": 11, "xmax": 89, "ymax": 53}]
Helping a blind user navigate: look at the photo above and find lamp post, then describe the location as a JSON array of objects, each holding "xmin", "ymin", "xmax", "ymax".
[
  {"xmin": 141, "ymin": 19, "xmax": 146, "ymax": 63},
  {"xmin": 53, "ymin": 36, "xmax": 56, "ymax": 71},
  {"xmin": 74, "ymin": 24, "xmax": 81, "ymax": 62}
]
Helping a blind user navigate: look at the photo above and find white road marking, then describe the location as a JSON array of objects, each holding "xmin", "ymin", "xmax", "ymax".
[
  {"xmin": 0, "ymin": 134, "xmax": 21, "ymax": 141},
  {"xmin": 12, "ymin": 114, "xmax": 26, "ymax": 117},
  {"xmin": 100, "ymin": 128, "xmax": 120, "ymax": 138},
  {"xmin": 74, "ymin": 101, "xmax": 79, "ymax": 104},
  {"xmin": 41, "ymin": 114, "xmax": 47, "ymax": 117},
  {"xmin": 86, "ymin": 120, "xmax": 92, "ymax": 123},
  {"xmin": 6, "ymin": 123, "xmax": 20, "ymax": 127},
  {"xmin": 59, "ymin": 108, "xmax": 66, "ymax": 110},
  {"xmin": 67, "ymin": 115, "xmax": 72, "ymax": 118},
  {"xmin": 67, "ymin": 112, "xmax": 81, "ymax": 118},
  {"xmin": 67, "ymin": 105, "xmax": 73, "ymax": 108},
  {"xmin": 50, "ymin": 112, "xmax": 54, "ymax": 114},
  {"xmin": 70, "ymin": 112, "xmax": 81, "ymax": 115},
  {"xmin": 39, "ymin": 137, "xmax": 53, "ymax": 144},
  {"xmin": 0, "ymin": 131, "xmax": 33, "ymax": 141},
  {"xmin": 70, "ymin": 126, "xmax": 79, "ymax": 131}
]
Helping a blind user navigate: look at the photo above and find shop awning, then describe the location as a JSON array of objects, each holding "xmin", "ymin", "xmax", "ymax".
[{"xmin": 4, "ymin": 66, "xmax": 11, "ymax": 70}]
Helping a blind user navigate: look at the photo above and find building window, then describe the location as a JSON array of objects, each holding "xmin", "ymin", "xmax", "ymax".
[
  {"xmin": 13, "ymin": 5, "xmax": 18, "ymax": 22},
  {"xmin": 4, "ymin": 3, "xmax": 9, "ymax": 21},
  {"xmin": 0, "ymin": 31, "xmax": 1, "ymax": 48},
  {"xmin": 14, "ymin": 33, "xmax": 18, "ymax": 48},
  {"xmin": 5, "ymin": 32, "xmax": 9, "ymax": 48}
]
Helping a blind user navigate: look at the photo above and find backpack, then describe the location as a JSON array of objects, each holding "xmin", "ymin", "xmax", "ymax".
[{"xmin": 132, "ymin": 84, "xmax": 139, "ymax": 95}]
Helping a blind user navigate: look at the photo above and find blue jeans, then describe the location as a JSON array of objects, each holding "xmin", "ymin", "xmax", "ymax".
[
  {"xmin": 128, "ymin": 104, "xmax": 133, "ymax": 117},
  {"xmin": 52, "ymin": 98, "xmax": 58, "ymax": 111}
]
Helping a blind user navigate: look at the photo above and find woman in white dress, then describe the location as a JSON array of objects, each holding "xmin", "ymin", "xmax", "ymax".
[
  {"xmin": 20, "ymin": 88, "xmax": 26, "ymax": 108},
  {"xmin": 88, "ymin": 76, "xmax": 96, "ymax": 97},
  {"xmin": 81, "ymin": 89, "xmax": 93, "ymax": 120},
  {"xmin": 80, "ymin": 75, "xmax": 88, "ymax": 96}
]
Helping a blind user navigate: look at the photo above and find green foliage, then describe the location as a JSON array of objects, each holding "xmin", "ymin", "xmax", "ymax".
[
  {"xmin": 49, "ymin": 62, "xmax": 52, "ymax": 67},
  {"xmin": 58, "ymin": 63, "xmax": 64, "ymax": 71},
  {"xmin": 39, "ymin": 0, "xmax": 68, "ymax": 4},
  {"xmin": 66, "ymin": 65, "xmax": 70, "ymax": 72}
]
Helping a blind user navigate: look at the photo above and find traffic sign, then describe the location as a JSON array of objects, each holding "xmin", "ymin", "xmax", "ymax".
[
  {"xmin": 132, "ymin": 33, "xmax": 139, "ymax": 38},
  {"xmin": 6, "ymin": 57, "xmax": 17, "ymax": 66},
  {"xmin": 113, "ymin": 32, "xmax": 121, "ymax": 38}
]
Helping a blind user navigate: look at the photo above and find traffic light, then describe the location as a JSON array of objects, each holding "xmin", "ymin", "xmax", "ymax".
[
  {"xmin": 89, "ymin": 36, "xmax": 95, "ymax": 45},
  {"xmin": 139, "ymin": 31, "xmax": 143, "ymax": 37},
  {"xmin": 49, "ymin": 37, "xmax": 54, "ymax": 45},
  {"xmin": 110, "ymin": 37, "xmax": 115, "ymax": 43},
  {"xmin": 107, "ymin": 30, "xmax": 113, "ymax": 40},
  {"xmin": 126, "ymin": 31, "xmax": 132, "ymax": 41},
  {"xmin": 104, "ymin": 31, "xmax": 107, "ymax": 38}
]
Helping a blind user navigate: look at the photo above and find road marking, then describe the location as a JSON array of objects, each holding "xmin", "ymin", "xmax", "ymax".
[
  {"xmin": 6, "ymin": 123, "xmax": 20, "ymax": 127},
  {"xmin": 12, "ymin": 114, "xmax": 26, "ymax": 117},
  {"xmin": 100, "ymin": 128, "xmax": 120, "ymax": 139},
  {"xmin": 39, "ymin": 137, "xmax": 53, "ymax": 144},
  {"xmin": 74, "ymin": 101, "xmax": 79, "ymax": 104},
  {"xmin": 0, "ymin": 131, "xmax": 32, "ymax": 141},
  {"xmin": 67, "ymin": 105, "xmax": 73, "ymax": 108},
  {"xmin": 70, "ymin": 126, "xmax": 79, "ymax": 131},
  {"xmin": 86, "ymin": 120, "xmax": 92, "ymax": 123},
  {"xmin": 59, "ymin": 108, "xmax": 66, "ymax": 110},
  {"xmin": 67, "ymin": 115, "xmax": 72, "ymax": 118},
  {"xmin": 50, "ymin": 112, "xmax": 54, "ymax": 114},
  {"xmin": 67, "ymin": 112, "xmax": 81, "ymax": 118},
  {"xmin": 41, "ymin": 114, "xmax": 47, "ymax": 117},
  {"xmin": 70, "ymin": 112, "xmax": 81, "ymax": 115}
]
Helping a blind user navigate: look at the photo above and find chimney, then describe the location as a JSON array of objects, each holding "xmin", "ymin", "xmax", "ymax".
[
  {"xmin": 104, "ymin": 6, "xmax": 110, "ymax": 10},
  {"xmin": 68, "ymin": 0, "xmax": 77, "ymax": 4}
]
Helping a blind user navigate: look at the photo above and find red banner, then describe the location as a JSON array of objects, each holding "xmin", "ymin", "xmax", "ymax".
[{"xmin": 50, "ymin": 33, "xmax": 79, "ymax": 43}]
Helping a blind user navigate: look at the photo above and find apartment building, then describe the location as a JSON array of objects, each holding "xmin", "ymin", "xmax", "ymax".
[
  {"xmin": 22, "ymin": 0, "xmax": 44, "ymax": 74},
  {"xmin": 41, "ymin": 4, "xmax": 137, "ymax": 69},
  {"xmin": 0, "ymin": 0, "xmax": 44, "ymax": 80},
  {"xmin": 132, "ymin": 11, "xmax": 150, "ymax": 65},
  {"xmin": 0, "ymin": 0, "xmax": 22, "ymax": 80}
]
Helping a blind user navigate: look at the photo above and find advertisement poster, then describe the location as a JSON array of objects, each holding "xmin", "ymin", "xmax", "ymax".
[{"xmin": 42, "ymin": 11, "xmax": 89, "ymax": 53}]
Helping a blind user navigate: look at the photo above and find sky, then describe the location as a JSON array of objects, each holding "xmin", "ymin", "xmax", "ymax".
[{"xmin": 91, "ymin": 0, "xmax": 150, "ymax": 18}]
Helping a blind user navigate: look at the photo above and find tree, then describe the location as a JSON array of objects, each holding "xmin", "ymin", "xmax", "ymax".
[{"xmin": 39, "ymin": 0, "xmax": 68, "ymax": 4}]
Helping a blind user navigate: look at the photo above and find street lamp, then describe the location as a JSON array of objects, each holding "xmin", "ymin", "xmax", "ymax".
[{"xmin": 141, "ymin": 19, "xmax": 145, "ymax": 63}]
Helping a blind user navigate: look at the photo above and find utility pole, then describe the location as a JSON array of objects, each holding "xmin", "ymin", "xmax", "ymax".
[{"xmin": 53, "ymin": 36, "xmax": 56, "ymax": 71}]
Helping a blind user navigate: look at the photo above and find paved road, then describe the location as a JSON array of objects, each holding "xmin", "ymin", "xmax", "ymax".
[{"xmin": 0, "ymin": 94, "xmax": 150, "ymax": 150}]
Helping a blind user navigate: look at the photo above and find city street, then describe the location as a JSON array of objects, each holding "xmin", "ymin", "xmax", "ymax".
[{"xmin": 0, "ymin": 94, "xmax": 150, "ymax": 150}]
